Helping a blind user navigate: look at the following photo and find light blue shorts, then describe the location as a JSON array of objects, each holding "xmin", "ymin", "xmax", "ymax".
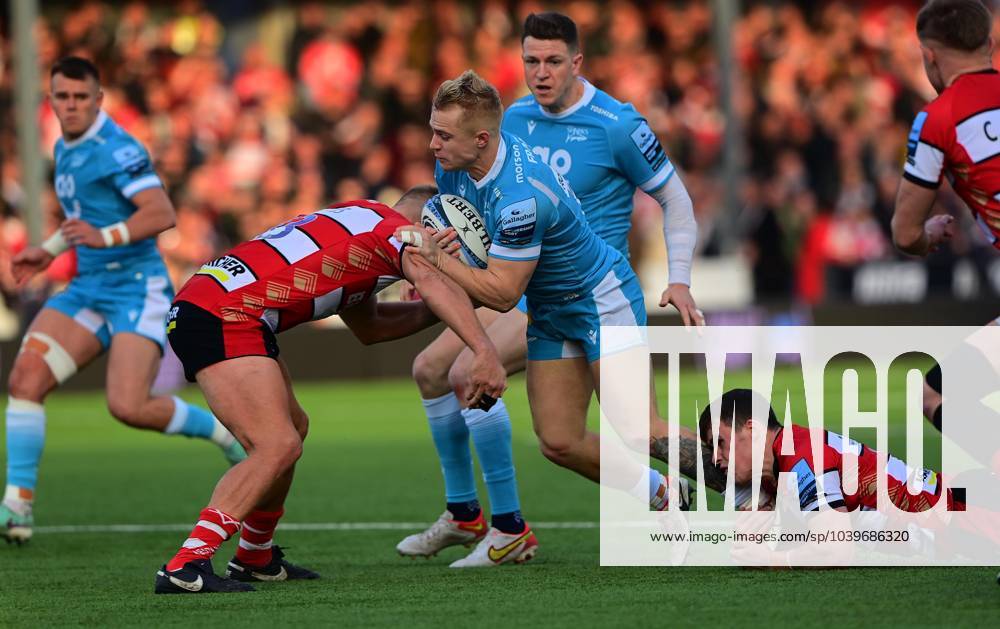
[
  {"xmin": 526, "ymin": 259, "xmax": 647, "ymax": 363},
  {"xmin": 45, "ymin": 263, "xmax": 174, "ymax": 351}
]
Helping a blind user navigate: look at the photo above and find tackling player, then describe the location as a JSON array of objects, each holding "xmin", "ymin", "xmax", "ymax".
[
  {"xmin": 397, "ymin": 12, "xmax": 708, "ymax": 566},
  {"xmin": 398, "ymin": 70, "xmax": 689, "ymax": 567},
  {"xmin": 154, "ymin": 187, "xmax": 506, "ymax": 593},
  {"xmin": 2, "ymin": 57, "xmax": 244, "ymax": 544}
]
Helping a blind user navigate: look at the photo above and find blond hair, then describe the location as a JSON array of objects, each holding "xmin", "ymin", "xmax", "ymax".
[{"xmin": 433, "ymin": 70, "xmax": 502, "ymax": 133}]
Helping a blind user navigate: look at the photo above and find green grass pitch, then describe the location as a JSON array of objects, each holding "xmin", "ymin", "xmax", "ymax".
[{"xmin": 1, "ymin": 371, "xmax": 998, "ymax": 627}]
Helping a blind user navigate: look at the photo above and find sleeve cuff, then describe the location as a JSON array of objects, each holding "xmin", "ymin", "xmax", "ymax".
[
  {"xmin": 120, "ymin": 174, "xmax": 163, "ymax": 198},
  {"xmin": 902, "ymin": 171, "xmax": 941, "ymax": 190}
]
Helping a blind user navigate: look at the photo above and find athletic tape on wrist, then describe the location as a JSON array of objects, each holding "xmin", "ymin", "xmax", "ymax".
[
  {"xmin": 40, "ymin": 230, "xmax": 69, "ymax": 257},
  {"xmin": 100, "ymin": 222, "xmax": 131, "ymax": 247}
]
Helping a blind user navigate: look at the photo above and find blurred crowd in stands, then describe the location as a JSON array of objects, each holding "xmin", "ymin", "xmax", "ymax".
[{"xmin": 1, "ymin": 0, "xmax": 998, "ymax": 323}]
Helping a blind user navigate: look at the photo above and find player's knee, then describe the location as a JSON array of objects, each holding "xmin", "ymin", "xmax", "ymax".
[
  {"xmin": 106, "ymin": 397, "xmax": 144, "ymax": 427},
  {"xmin": 412, "ymin": 350, "xmax": 450, "ymax": 397},
  {"xmin": 538, "ymin": 434, "xmax": 583, "ymax": 467},
  {"xmin": 254, "ymin": 428, "xmax": 302, "ymax": 471},
  {"xmin": 7, "ymin": 355, "xmax": 53, "ymax": 403},
  {"xmin": 291, "ymin": 409, "xmax": 310, "ymax": 440},
  {"xmin": 446, "ymin": 362, "xmax": 470, "ymax": 401}
]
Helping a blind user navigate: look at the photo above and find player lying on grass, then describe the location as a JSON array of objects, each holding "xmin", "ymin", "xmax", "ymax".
[
  {"xmin": 398, "ymin": 12, "xmax": 710, "ymax": 567},
  {"xmin": 154, "ymin": 186, "xmax": 507, "ymax": 594},
  {"xmin": 2, "ymin": 57, "xmax": 244, "ymax": 546},
  {"xmin": 699, "ymin": 389, "xmax": 985, "ymax": 568}
]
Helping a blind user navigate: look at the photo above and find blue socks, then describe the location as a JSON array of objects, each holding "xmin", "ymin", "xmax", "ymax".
[
  {"xmin": 463, "ymin": 398, "xmax": 523, "ymax": 531},
  {"xmin": 425, "ymin": 394, "xmax": 524, "ymax": 532},
  {"xmin": 164, "ymin": 396, "xmax": 218, "ymax": 440},
  {"xmin": 423, "ymin": 393, "xmax": 477, "ymax": 503},
  {"xmin": 5, "ymin": 398, "xmax": 46, "ymax": 492}
]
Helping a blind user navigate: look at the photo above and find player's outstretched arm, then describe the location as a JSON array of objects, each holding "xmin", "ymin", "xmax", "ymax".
[
  {"xmin": 401, "ymin": 249, "xmax": 506, "ymax": 406},
  {"xmin": 650, "ymin": 430, "xmax": 729, "ymax": 493},
  {"xmin": 891, "ymin": 178, "xmax": 954, "ymax": 256},
  {"xmin": 60, "ymin": 187, "xmax": 176, "ymax": 248},
  {"xmin": 652, "ymin": 174, "xmax": 704, "ymax": 329},
  {"xmin": 395, "ymin": 225, "xmax": 533, "ymax": 312},
  {"xmin": 10, "ymin": 246, "xmax": 55, "ymax": 287}
]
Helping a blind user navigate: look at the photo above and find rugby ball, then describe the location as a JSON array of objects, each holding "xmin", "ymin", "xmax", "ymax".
[{"xmin": 421, "ymin": 194, "xmax": 491, "ymax": 269}]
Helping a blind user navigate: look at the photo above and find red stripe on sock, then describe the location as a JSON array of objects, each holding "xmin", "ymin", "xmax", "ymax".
[
  {"xmin": 235, "ymin": 508, "xmax": 284, "ymax": 567},
  {"xmin": 166, "ymin": 507, "xmax": 241, "ymax": 572}
]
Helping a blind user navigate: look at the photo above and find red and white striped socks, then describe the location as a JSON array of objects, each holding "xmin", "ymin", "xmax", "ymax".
[
  {"xmin": 166, "ymin": 507, "xmax": 241, "ymax": 572},
  {"xmin": 235, "ymin": 508, "xmax": 284, "ymax": 567}
]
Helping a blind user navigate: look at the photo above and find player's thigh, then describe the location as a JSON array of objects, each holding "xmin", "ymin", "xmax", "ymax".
[
  {"xmin": 591, "ymin": 347, "xmax": 654, "ymax": 450},
  {"xmin": 525, "ymin": 356, "xmax": 594, "ymax": 447},
  {"xmin": 449, "ymin": 307, "xmax": 527, "ymax": 393},
  {"xmin": 413, "ymin": 307, "xmax": 502, "ymax": 392},
  {"xmin": 105, "ymin": 332, "xmax": 162, "ymax": 409},
  {"xmin": 195, "ymin": 356, "xmax": 298, "ymax": 453},
  {"xmin": 8, "ymin": 308, "xmax": 104, "ymax": 398}
]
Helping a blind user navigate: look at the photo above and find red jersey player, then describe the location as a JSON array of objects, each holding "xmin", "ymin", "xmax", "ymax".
[
  {"xmin": 893, "ymin": 0, "xmax": 999, "ymax": 255},
  {"xmin": 890, "ymin": 0, "xmax": 1000, "ymax": 461},
  {"xmin": 699, "ymin": 389, "xmax": 962, "ymax": 515},
  {"xmin": 154, "ymin": 185, "xmax": 507, "ymax": 594}
]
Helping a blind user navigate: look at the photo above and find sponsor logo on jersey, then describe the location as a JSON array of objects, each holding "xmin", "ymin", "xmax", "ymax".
[
  {"xmin": 566, "ymin": 126, "xmax": 588, "ymax": 142},
  {"xmin": 791, "ymin": 458, "xmax": 819, "ymax": 511},
  {"xmin": 527, "ymin": 120, "xmax": 537, "ymax": 135},
  {"xmin": 497, "ymin": 198, "xmax": 537, "ymax": 245},
  {"xmin": 511, "ymin": 142, "xmax": 525, "ymax": 184},
  {"xmin": 197, "ymin": 255, "xmax": 256, "ymax": 292},
  {"xmin": 112, "ymin": 144, "xmax": 150, "ymax": 175},
  {"xmin": 906, "ymin": 111, "xmax": 929, "ymax": 165},
  {"xmin": 589, "ymin": 104, "xmax": 619, "ymax": 121},
  {"xmin": 630, "ymin": 121, "xmax": 667, "ymax": 171}
]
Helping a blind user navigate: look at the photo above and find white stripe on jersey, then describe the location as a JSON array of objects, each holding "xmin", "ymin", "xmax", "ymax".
[
  {"xmin": 317, "ymin": 206, "xmax": 384, "ymax": 235},
  {"xmin": 120, "ymin": 174, "xmax": 162, "ymax": 198},
  {"xmin": 904, "ymin": 142, "xmax": 945, "ymax": 184},
  {"xmin": 489, "ymin": 243, "xmax": 541, "ymax": 259},
  {"xmin": 639, "ymin": 164, "xmax": 674, "ymax": 192},
  {"xmin": 263, "ymin": 227, "xmax": 319, "ymax": 264},
  {"xmin": 527, "ymin": 176, "xmax": 560, "ymax": 207},
  {"xmin": 956, "ymin": 108, "xmax": 1000, "ymax": 164}
]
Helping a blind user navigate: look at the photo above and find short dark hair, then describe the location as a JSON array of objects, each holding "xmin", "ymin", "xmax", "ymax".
[
  {"xmin": 396, "ymin": 184, "xmax": 438, "ymax": 208},
  {"xmin": 916, "ymin": 0, "xmax": 992, "ymax": 52},
  {"xmin": 51, "ymin": 56, "xmax": 100, "ymax": 83},
  {"xmin": 522, "ymin": 12, "xmax": 579, "ymax": 52},
  {"xmin": 698, "ymin": 388, "xmax": 781, "ymax": 443}
]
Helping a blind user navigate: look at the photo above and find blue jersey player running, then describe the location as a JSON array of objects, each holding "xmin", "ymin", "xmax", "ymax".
[
  {"xmin": 396, "ymin": 14, "xmax": 713, "ymax": 566},
  {"xmin": 397, "ymin": 69, "xmax": 691, "ymax": 567},
  {"xmin": 1, "ymin": 57, "xmax": 244, "ymax": 544}
]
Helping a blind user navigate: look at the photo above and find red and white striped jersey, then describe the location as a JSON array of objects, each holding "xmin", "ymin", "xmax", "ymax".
[
  {"xmin": 773, "ymin": 424, "xmax": 961, "ymax": 512},
  {"xmin": 175, "ymin": 200, "xmax": 410, "ymax": 333},
  {"xmin": 903, "ymin": 69, "xmax": 1000, "ymax": 248}
]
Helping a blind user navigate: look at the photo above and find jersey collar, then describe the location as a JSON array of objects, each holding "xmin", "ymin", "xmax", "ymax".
[
  {"xmin": 62, "ymin": 109, "xmax": 109, "ymax": 149},
  {"xmin": 474, "ymin": 135, "xmax": 507, "ymax": 190},
  {"xmin": 536, "ymin": 78, "xmax": 596, "ymax": 120}
]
